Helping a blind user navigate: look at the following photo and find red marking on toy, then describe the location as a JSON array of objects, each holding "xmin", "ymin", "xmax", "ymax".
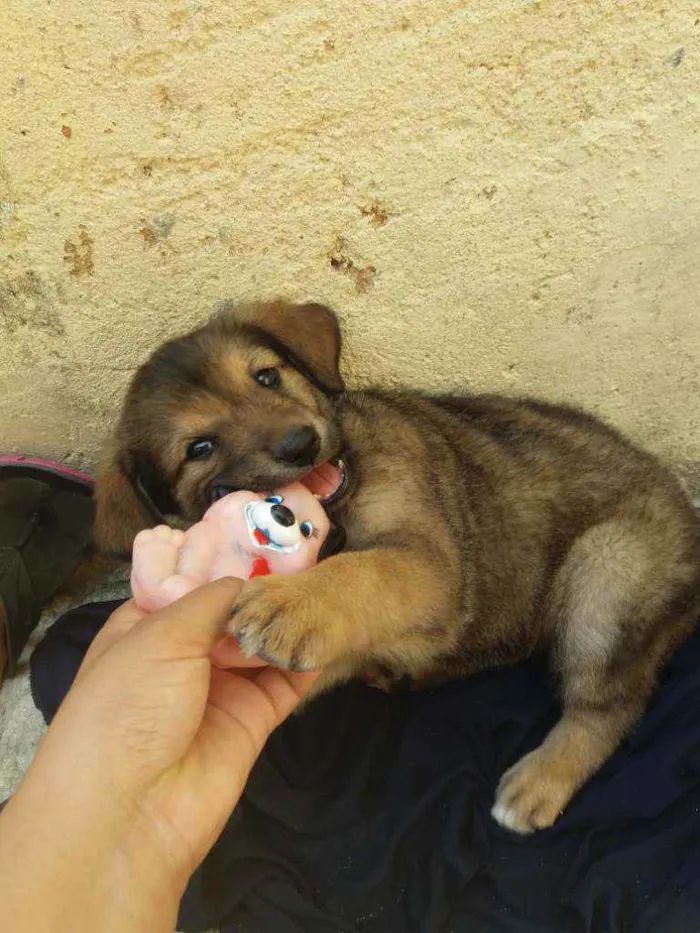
[
  {"xmin": 253, "ymin": 528, "xmax": 269, "ymax": 545},
  {"xmin": 249, "ymin": 557, "xmax": 271, "ymax": 579}
]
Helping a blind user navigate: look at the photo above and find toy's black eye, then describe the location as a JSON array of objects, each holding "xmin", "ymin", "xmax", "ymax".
[
  {"xmin": 254, "ymin": 367, "xmax": 281, "ymax": 389},
  {"xmin": 300, "ymin": 520, "xmax": 313, "ymax": 538},
  {"xmin": 186, "ymin": 439, "xmax": 215, "ymax": 461},
  {"xmin": 265, "ymin": 495, "xmax": 283, "ymax": 505}
]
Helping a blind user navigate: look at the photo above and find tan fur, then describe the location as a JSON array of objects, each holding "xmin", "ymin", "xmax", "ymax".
[
  {"xmin": 95, "ymin": 300, "xmax": 700, "ymax": 834},
  {"xmin": 93, "ymin": 448, "xmax": 155, "ymax": 559}
]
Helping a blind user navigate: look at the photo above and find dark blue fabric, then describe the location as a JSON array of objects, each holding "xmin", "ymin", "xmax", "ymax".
[
  {"xmin": 29, "ymin": 599, "xmax": 125, "ymax": 722},
  {"xmin": 30, "ymin": 603, "xmax": 700, "ymax": 933}
]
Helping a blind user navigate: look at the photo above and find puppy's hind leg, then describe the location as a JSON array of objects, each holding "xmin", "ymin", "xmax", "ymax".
[{"xmin": 492, "ymin": 519, "xmax": 691, "ymax": 834}]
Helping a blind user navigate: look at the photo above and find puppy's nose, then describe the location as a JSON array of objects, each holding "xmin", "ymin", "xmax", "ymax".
[
  {"xmin": 273, "ymin": 426, "xmax": 320, "ymax": 466},
  {"xmin": 271, "ymin": 503, "xmax": 295, "ymax": 527}
]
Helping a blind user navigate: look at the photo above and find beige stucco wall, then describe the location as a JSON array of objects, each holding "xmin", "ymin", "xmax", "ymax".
[{"xmin": 1, "ymin": 1, "xmax": 698, "ymax": 488}]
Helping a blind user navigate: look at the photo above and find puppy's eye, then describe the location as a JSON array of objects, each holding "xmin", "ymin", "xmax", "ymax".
[
  {"xmin": 186, "ymin": 438, "xmax": 215, "ymax": 461},
  {"xmin": 300, "ymin": 520, "xmax": 313, "ymax": 538},
  {"xmin": 265, "ymin": 495, "xmax": 284, "ymax": 505},
  {"xmin": 254, "ymin": 367, "xmax": 281, "ymax": 389}
]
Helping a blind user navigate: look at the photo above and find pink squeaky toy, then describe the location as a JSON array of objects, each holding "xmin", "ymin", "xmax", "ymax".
[{"xmin": 130, "ymin": 481, "xmax": 331, "ymax": 614}]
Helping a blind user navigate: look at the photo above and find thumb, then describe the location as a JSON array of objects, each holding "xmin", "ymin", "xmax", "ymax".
[{"xmin": 136, "ymin": 577, "xmax": 244, "ymax": 660}]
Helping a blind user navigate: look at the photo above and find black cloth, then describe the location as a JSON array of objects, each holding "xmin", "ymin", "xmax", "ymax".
[
  {"xmin": 0, "ymin": 473, "xmax": 94, "ymax": 674},
  {"xmin": 30, "ymin": 603, "xmax": 700, "ymax": 933}
]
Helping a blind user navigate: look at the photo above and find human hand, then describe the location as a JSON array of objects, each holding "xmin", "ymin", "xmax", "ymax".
[{"xmin": 0, "ymin": 578, "xmax": 319, "ymax": 933}]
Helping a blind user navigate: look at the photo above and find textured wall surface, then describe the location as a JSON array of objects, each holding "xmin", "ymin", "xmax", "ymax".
[{"xmin": 1, "ymin": 1, "xmax": 698, "ymax": 485}]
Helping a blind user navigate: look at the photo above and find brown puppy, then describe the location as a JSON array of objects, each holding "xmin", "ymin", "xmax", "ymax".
[{"xmin": 95, "ymin": 301, "xmax": 700, "ymax": 834}]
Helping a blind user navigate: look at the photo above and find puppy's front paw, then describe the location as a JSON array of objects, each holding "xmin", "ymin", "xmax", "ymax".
[
  {"xmin": 228, "ymin": 575, "xmax": 341, "ymax": 672},
  {"xmin": 491, "ymin": 747, "xmax": 577, "ymax": 834}
]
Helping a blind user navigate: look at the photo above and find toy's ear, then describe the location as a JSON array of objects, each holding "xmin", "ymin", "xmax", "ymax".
[
  {"xmin": 93, "ymin": 445, "xmax": 178, "ymax": 558},
  {"xmin": 220, "ymin": 300, "xmax": 344, "ymax": 395},
  {"xmin": 318, "ymin": 522, "xmax": 347, "ymax": 561}
]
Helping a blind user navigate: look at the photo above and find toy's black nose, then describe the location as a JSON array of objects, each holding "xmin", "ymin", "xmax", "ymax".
[
  {"xmin": 271, "ymin": 504, "xmax": 295, "ymax": 527},
  {"xmin": 273, "ymin": 426, "xmax": 320, "ymax": 466}
]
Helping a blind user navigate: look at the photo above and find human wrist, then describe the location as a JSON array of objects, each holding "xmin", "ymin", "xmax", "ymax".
[{"xmin": 0, "ymin": 777, "xmax": 185, "ymax": 933}]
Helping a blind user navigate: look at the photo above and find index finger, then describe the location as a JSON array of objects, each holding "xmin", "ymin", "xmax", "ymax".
[{"xmin": 211, "ymin": 635, "xmax": 268, "ymax": 669}]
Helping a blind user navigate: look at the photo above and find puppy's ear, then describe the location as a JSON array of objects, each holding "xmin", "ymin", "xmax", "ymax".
[
  {"xmin": 93, "ymin": 453, "xmax": 153, "ymax": 558},
  {"xmin": 93, "ymin": 445, "xmax": 178, "ymax": 558},
  {"xmin": 231, "ymin": 301, "xmax": 344, "ymax": 395},
  {"xmin": 130, "ymin": 450, "xmax": 180, "ymax": 520}
]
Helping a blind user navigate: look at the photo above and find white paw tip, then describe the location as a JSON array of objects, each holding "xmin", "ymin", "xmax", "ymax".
[{"xmin": 491, "ymin": 800, "xmax": 527, "ymax": 834}]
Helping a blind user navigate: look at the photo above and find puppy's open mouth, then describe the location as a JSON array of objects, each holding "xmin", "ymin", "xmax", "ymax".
[
  {"xmin": 299, "ymin": 457, "xmax": 347, "ymax": 506},
  {"xmin": 209, "ymin": 458, "xmax": 348, "ymax": 509}
]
